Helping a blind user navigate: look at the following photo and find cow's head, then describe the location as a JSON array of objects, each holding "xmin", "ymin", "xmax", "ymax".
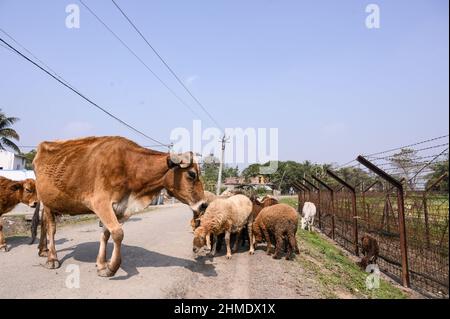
[
  {"xmin": 164, "ymin": 152, "xmax": 205, "ymax": 212},
  {"xmin": 10, "ymin": 179, "xmax": 38, "ymax": 208}
]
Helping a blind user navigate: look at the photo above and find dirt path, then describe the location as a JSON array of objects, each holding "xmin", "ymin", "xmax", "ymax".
[{"xmin": 0, "ymin": 205, "xmax": 322, "ymax": 299}]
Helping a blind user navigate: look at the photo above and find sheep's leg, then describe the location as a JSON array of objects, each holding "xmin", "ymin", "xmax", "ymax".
[
  {"xmin": 206, "ymin": 233, "xmax": 211, "ymax": 251},
  {"xmin": 247, "ymin": 221, "xmax": 255, "ymax": 255},
  {"xmin": 225, "ymin": 231, "xmax": 232, "ymax": 259},
  {"xmin": 216, "ymin": 234, "xmax": 223, "ymax": 252},
  {"xmin": 209, "ymin": 234, "xmax": 218, "ymax": 257},
  {"xmin": 287, "ymin": 233, "xmax": 298, "ymax": 260},
  {"xmin": 232, "ymin": 231, "xmax": 240, "ymax": 252},
  {"xmin": 310, "ymin": 216, "xmax": 315, "ymax": 232},
  {"xmin": 262, "ymin": 226, "xmax": 273, "ymax": 255},
  {"xmin": 272, "ymin": 233, "xmax": 283, "ymax": 259}
]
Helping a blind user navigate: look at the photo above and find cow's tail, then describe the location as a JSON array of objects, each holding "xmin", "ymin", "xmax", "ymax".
[{"xmin": 29, "ymin": 202, "xmax": 40, "ymax": 245}]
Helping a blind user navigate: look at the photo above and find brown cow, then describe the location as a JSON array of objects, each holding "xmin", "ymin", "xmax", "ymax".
[
  {"xmin": 32, "ymin": 136, "xmax": 205, "ymax": 277},
  {"xmin": 0, "ymin": 176, "xmax": 38, "ymax": 251}
]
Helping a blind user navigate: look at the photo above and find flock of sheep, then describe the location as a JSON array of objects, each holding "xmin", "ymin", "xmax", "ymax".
[{"xmin": 190, "ymin": 191, "xmax": 317, "ymax": 260}]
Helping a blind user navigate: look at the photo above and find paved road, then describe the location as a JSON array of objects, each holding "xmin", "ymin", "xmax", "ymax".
[{"xmin": 0, "ymin": 205, "xmax": 320, "ymax": 299}]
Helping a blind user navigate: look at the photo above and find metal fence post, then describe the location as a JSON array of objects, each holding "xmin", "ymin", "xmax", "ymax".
[
  {"xmin": 357, "ymin": 155, "xmax": 410, "ymax": 288},
  {"xmin": 312, "ymin": 176, "xmax": 335, "ymax": 240},
  {"xmin": 326, "ymin": 169, "xmax": 359, "ymax": 256}
]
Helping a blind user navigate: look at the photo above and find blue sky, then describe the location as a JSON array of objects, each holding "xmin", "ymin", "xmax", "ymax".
[{"xmin": 0, "ymin": 0, "xmax": 448, "ymax": 167}]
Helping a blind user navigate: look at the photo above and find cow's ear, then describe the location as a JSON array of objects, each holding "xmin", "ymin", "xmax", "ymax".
[{"xmin": 10, "ymin": 183, "xmax": 22, "ymax": 191}]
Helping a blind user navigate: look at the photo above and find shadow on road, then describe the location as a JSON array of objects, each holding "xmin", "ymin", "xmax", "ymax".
[
  {"xmin": 6, "ymin": 236, "xmax": 69, "ymax": 250},
  {"xmin": 58, "ymin": 242, "xmax": 217, "ymax": 280}
]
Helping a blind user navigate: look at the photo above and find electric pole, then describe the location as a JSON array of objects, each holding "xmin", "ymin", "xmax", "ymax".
[{"xmin": 216, "ymin": 135, "xmax": 229, "ymax": 195}]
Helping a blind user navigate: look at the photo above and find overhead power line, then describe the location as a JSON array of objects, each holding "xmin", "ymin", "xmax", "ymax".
[
  {"xmin": 0, "ymin": 36, "xmax": 169, "ymax": 147},
  {"xmin": 0, "ymin": 28, "xmax": 75, "ymax": 89},
  {"xmin": 78, "ymin": 0, "xmax": 203, "ymax": 121},
  {"xmin": 110, "ymin": 0, "xmax": 224, "ymax": 131}
]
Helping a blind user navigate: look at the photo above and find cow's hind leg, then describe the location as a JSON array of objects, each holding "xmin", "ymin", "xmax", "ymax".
[
  {"xmin": 43, "ymin": 206, "xmax": 60, "ymax": 269},
  {"xmin": 94, "ymin": 201, "xmax": 124, "ymax": 277},
  {"xmin": 0, "ymin": 219, "xmax": 9, "ymax": 252},
  {"xmin": 38, "ymin": 210, "xmax": 48, "ymax": 257}
]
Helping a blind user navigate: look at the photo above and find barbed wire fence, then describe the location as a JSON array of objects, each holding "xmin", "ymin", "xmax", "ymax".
[{"xmin": 293, "ymin": 135, "xmax": 449, "ymax": 298}]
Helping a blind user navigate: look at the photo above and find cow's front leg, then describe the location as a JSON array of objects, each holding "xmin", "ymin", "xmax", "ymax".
[
  {"xmin": 95, "ymin": 200, "xmax": 123, "ymax": 277},
  {"xmin": 0, "ymin": 219, "xmax": 9, "ymax": 252},
  {"xmin": 43, "ymin": 207, "xmax": 60, "ymax": 269},
  {"xmin": 96, "ymin": 228, "xmax": 110, "ymax": 271}
]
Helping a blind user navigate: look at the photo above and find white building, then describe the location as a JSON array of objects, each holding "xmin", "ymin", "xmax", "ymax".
[{"xmin": 0, "ymin": 150, "xmax": 27, "ymax": 171}]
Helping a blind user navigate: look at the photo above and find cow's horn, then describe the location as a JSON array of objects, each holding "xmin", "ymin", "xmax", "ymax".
[{"xmin": 169, "ymin": 152, "xmax": 192, "ymax": 168}]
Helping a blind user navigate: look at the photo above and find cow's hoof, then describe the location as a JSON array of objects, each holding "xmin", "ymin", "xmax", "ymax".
[
  {"xmin": 38, "ymin": 250, "xmax": 49, "ymax": 257},
  {"xmin": 272, "ymin": 255, "xmax": 281, "ymax": 260},
  {"xmin": 97, "ymin": 266, "xmax": 115, "ymax": 277},
  {"xmin": 0, "ymin": 245, "xmax": 10, "ymax": 252},
  {"xmin": 44, "ymin": 259, "xmax": 61, "ymax": 269},
  {"xmin": 249, "ymin": 250, "xmax": 255, "ymax": 255},
  {"xmin": 226, "ymin": 254, "xmax": 232, "ymax": 260}
]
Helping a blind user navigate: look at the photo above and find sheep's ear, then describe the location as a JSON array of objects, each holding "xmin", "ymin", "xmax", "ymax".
[{"xmin": 10, "ymin": 182, "xmax": 22, "ymax": 191}]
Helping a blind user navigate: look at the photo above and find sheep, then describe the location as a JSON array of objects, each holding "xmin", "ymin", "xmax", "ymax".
[
  {"xmin": 358, "ymin": 235, "xmax": 379, "ymax": 269},
  {"xmin": 253, "ymin": 203, "xmax": 300, "ymax": 260},
  {"xmin": 300, "ymin": 202, "xmax": 316, "ymax": 231},
  {"xmin": 190, "ymin": 191, "xmax": 217, "ymax": 231},
  {"xmin": 193, "ymin": 194, "xmax": 254, "ymax": 259},
  {"xmin": 240, "ymin": 195, "xmax": 279, "ymax": 247}
]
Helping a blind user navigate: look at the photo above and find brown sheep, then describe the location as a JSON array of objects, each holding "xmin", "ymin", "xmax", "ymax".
[
  {"xmin": 358, "ymin": 235, "xmax": 379, "ymax": 269},
  {"xmin": 253, "ymin": 203, "xmax": 299, "ymax": 260},
  {"xmin": 241, "ymin": 195, "xmax": 279, "ymax": 246},
  {"xmin": 193, "ymin": 194, "xmax": 254, "ymax": 259}
]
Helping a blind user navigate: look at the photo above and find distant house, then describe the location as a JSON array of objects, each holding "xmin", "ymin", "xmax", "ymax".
[
  {"xmin": 224, "ymin": 175, "xmax": 274, "ymax": 192},
  {"xmin": 0, "ymin": 150, "xmax": 27, "ymax": 170}
]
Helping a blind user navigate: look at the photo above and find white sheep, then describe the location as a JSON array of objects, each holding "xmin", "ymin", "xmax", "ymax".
[
  {"xmin": 193, "ymin": 194, "xmax": 254, "ymax": 259},
  {"xmin": 301, "ymin": 202, "xmax": 316, "ymax": 231}
]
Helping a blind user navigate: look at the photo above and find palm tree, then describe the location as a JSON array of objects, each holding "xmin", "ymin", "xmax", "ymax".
[{"xmin": 0, "ymin": 108, "xmax": 20, "ymax": 153}]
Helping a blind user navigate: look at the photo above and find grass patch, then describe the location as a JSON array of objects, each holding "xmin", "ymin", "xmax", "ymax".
[
  {"xmin": 297, "ymin": 229, "xmax": 406, "ymax": 299},
  {"xmin": 279, "ymin": 197, "xmax": 299, "ymax": 208},
  {"xmin": 281, "ymin": 195, "xmax": 406, "ymax": 299}
]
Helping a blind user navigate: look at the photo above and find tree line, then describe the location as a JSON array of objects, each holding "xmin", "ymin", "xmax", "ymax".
[{"xmin": 1, "ymin": 109, "xmax": 448, "ymax": 191}]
